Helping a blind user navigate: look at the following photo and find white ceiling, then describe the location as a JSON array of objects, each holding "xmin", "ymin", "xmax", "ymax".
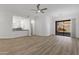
[{"xmin": 0, "ymin": 4, "xmax": 79, "ymax": 17}]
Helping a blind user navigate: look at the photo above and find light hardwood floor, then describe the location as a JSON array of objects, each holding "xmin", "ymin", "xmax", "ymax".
[{"xmin": 0, "ymin": 35, "xmax": 79, "ymax": 55}]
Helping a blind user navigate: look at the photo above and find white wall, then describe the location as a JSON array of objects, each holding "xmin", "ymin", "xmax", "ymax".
[
  {"xmin": 34, "ymin": 15, "xmax": 49, "ymax": 36},
  {"xmin": 0, "ymin": 9, "xmax": 31, "ymax": 38},
  {"xmin": 76, "ymin": 17, "xmax": 79, "ymax": 38},
  {"xmin": 71, "ymin": 18, "xmax": 76, "ymax": 38}
]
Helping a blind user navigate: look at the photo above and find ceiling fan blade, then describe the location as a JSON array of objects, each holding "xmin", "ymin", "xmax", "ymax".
[
  {"xmin": 41, "ymin": 8, "xmax": 47, "ymax": 11},
  {"xmin": 41, "ymin": 11, "xmax": 45, "ymax": 13},
  {"xmin": 37, "ymin": 4, "xmax": 40, "ymax": 10}
]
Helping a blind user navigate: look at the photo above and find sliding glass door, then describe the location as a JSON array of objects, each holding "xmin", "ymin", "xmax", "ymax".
[{"xmin": 55, "ymin": 20, "xmax": 71, "ymax": 37}]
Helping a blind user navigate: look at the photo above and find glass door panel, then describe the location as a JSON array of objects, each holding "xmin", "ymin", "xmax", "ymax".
[{"xmin": 56, "ymin": 20, "xmax": 71, "ymax": 37}]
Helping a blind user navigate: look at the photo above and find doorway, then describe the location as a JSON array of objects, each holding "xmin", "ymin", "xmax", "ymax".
[
  {"xmin": 55, "ymin": 20, "xmax": 71, "ymax": 37},
  {"xmin": 31, "ymin": 19, "xmax": 35, "ymax": 36}
]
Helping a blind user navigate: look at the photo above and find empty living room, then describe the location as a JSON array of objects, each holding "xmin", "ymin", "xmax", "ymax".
[{"xmin": 0, "ymin": 4, "xmax": 79, "ymax": 55}]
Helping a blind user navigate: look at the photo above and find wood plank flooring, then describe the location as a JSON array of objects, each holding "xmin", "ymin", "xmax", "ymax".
[{"xmin": 0, "ymin": 35, "xmax": 79, "ymax": 55}]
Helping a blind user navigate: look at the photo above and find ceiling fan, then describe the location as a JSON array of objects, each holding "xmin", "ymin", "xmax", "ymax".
[{"xmin": 32, "ymin": 4, "xmax": 47, "ymax": 14}]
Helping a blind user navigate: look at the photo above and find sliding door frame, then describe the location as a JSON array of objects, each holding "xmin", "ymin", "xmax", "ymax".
[{"xmin": 55, "ymin": 20, "xmax": 71, "ymax": 37}]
